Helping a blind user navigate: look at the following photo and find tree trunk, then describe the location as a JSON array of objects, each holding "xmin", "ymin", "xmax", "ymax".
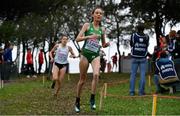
[
  {"xmin": 15, "ymin": 43, "xmax": 20, "ymax": 73},
  {"xmin": 14, "ymin": 44, "xmax": 20, "ymax": 63},
  {"xmin": 43, "ymin": 39, "xmax": 48, "ymax": 74},
  {"xmin": 46, "ymin": 35, "xmax": 53, "ymax": 80},
  {"xmin": 21, "ymin": 41, "xmax": 26, "ymax": 73},
  {"xmin": 115, "ymin": 17, "xmax": 121, "ymax": 73},
  {"xmin": 155, "ymin": 11, "xmax": 163, "ymax": 46},
  {"xmin": 34, "ymin": 47, "xmax": 38, "ymax": 74}
]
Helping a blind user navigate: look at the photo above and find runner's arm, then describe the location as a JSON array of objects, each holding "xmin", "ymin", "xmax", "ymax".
[
  {"xmin": 49, "ymin": 44, "xmax": 58, "ymax": 61},
  {"xmin": 101, "ymin": 27, "xmax": 109, "ymax": 48},
  {"xmin": 68, "ymin": 46, "xmax": 77, "ymax": 58},
  {"xmin": 76, "ymin": 23, "xmax": 90, "ymax": 42}
]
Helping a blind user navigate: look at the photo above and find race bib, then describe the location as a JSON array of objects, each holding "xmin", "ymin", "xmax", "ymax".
[
  {"xmin": 57, "ymin": 51, "xmax": 68, "ymax": 63},
  {"xmin": 85, "ymin": 39, "xmax": 99, "ymax": 53}
]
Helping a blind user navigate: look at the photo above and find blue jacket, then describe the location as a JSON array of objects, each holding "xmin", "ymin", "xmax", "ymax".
[
  {"xmin": 130, "ymin": 33, "xmax": 149, "ymax": 58},
  {"xmin": 155, "ymin": 57, "xmax": 177, "ymax": 80},
  {"xmin": 3, "ymin": 48, "xmax": 12, "ymax": 62}
]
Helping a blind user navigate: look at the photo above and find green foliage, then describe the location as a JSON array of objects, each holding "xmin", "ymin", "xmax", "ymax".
[
  {"xmin": 0, "ymin": 21, "xmax": 16, "ymax": 42},
  {"xmin": 129, "ymin": 0, "xmax": 180, "ymax": 39},
  {"xmin": 0, "ymin": 0, "xmax": 55, "ymax": 21}
]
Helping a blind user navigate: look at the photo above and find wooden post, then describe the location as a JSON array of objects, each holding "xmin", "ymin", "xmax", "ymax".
[
  {"xmin": 104, "ymin": 83, "xmax": 107, "ymax": 98},
  {"xmin": 68, "ymin": 74, "xmax": 70, "ymax": 81},
  {"xmin": 148, "ymin": 74, "xmax": 151, "ymax": 87},
  {"xmin": 0, "ymin": 79, "xmax": 1, "ymax": 89},
  {"xmin": 99, "ymin": 89, "xmax": 103, "ymax": 110},
  {"xmin": 2, "ymin": 80, "xmax": 3, "ymax": 88},
  {"xmin": 43, "ymin": 75, "xmax": 45, "ymax": 86},
  {"xmin": 99, "ymin": 85, "xmax": 105, "ymax": 110},
  {"xmin": 152, "ymin": 94, "xmax": 158, "ymax": 116},
  {"xmin": 0, "ymin": 80, "xmax": 4, "ymax": 88}
]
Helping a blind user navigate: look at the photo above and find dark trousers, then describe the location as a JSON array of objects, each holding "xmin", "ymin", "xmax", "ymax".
[
  {"xmin": 3, "ymin": 62, "xmax": 11, "ymax": 80},
  {"xmin": 26, "ymin": 64, "xmax": 34, "ymax": 76},
  {"xmin": 38, "ymin": 63, "xmax": 42, "ymax": 74},
  {"xmin": 0, "ymin": 63, "xmax": 3, "ymax": 80}
]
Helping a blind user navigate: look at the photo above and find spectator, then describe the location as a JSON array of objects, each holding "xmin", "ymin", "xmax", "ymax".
[
  {"xmin": 111, "ymin": 52, "xmax": 118, "ymax": 72},
  {"xmin": 0, "ymin": 47, "xmax": 3, "ymax": 64},
  {"xmin": 154, "ymin": 52, "xmax": 179, "ymax": 94},
  {"xmin": 127, "ymin": 53, "xmax": 131, "ymax": 59},
  {"xmin": 100, "ymin": 49, "xmax": 106, "ymax": 73},
  {"xmin": 173, "ymin": 30, "xmax": 180, "ymax": 59},
  {"xmin": 121, "ymin": 52, "xmax": 125, "ymax": 59},
  {"xmin": 159, "ymin": 35, "xmax": 168, "ymax": 58},
  {"xmin": 152, "ymin": 36, "xmax": 169, "ymax": 71},
  {"xmin": 168, "ymin": 30, "xmax": 176, "ymax": 56},
  {"xmin": 38, "ymin": 49, "xmax": 44, "ymax": 74},
  {"xmin": 129, "ymin": 23, "xmax": 149, "ymax": 96},
  {"xmin": 107, "ymin": 61, "xmax": 112, "ymax": 73},
  {"xmin": 26, "ymin": 48, "xmax": 36, "ymax": 78},
  {"xmin": 3, "ymin": 42, "xmax": 13, "ymax": 80},
  {"xmin": 0, "ymin": 47, "xmax": 4, "ymax": 81},
  {"xmin": 173, "ymin": 30, "xmax": 180, "ymax": 77},
  {"xmin": 3, "ymin": 42, "xmax": 13, "ymax": 63}
]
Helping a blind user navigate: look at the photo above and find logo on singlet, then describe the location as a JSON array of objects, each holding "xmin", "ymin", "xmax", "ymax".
[
  {"xmin": 161, "ymin": 65, "xmax": 165, "ymax": 70},
  {"xmin": 92, "ymin": 56, "xmax": 95, "ymax": 58},
  {"xmin": 139, "ymin": 38, "xmax": 143, "ymax": 42}
]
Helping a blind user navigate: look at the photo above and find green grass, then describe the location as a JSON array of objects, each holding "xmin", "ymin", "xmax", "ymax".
[{"xmin": 0, "ymin": 73, "xmax": 180, "ymax": 115}]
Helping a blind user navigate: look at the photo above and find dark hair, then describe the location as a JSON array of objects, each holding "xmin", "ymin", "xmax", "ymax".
[
  {"xmin": 91, "ymin": 6, "xmax": 103, "ymax": 26},
  {"xmin": 4, "ymin": 41, "xmax": 11, "ymax": 49},
  {"xmin": 169, "ymin": 30, "xmax": 176, "ymax": 38},
  {"xmin": 165, "ymin": 34, "xmax": 169, "ymax": 44},
  {"xmin": 177, "ymin": 30, "xmax": 180, "ymax": 35},
  {"xmin": 92, "ymin": 6, "xmax": 103, "ymax": 14},
  {"xmin": 60, "ymin": 34, "xmax": 67, "ymax": 39},
  {"xmin": 136, "ymin": 23, "xmax": 145, "ymax": 32},
  {"xmin": 59, "ymin": 34, "xmax": 68, "ymax": 43},
  {"xmin": 160, "ymin": 51, "xmax": 168, "ymax": 58}
]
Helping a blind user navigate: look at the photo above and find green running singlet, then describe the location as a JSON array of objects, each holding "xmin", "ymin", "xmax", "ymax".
[{"xmin": 81, "ymin": 23, "xmax": 103, "ymax": 63}]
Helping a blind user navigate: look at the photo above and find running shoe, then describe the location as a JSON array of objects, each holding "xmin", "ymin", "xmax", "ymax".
[
  {"xmin": 75, "ymin": 102, "xmax": 80, "ymax": 113},
  {"xmin": 90, "ymin": 99, "xmax": 96, "ymax": 110}
]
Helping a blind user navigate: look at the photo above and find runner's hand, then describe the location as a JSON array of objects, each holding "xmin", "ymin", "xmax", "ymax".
[
  {"xmin": 50, "ymin": 58, "xmax": 54, "ymax": 63},
  {"xmin": 69, "ymin": 55, "xmax": 76, "ymax": 58}
]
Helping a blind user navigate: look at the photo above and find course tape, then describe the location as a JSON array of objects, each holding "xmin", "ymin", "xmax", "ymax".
[
  {"xmin": 106, "ymin": 93, "xmax": 180, "ymax": 99},
  {"xmin": 106, "ymin": 79, "xmax": 129, "ymax": 86},
  {"xmin": 103, "ymin": 79, "xmax": 180, "ymax": 99}
]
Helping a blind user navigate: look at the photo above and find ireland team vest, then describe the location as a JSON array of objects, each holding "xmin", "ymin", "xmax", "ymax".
[
  {"xmin": 54, "ymin": 44, "xmax": 69, "ymax": 64},
  {"xmin": 155, "ymin": 58, "xmax": 178, "ymax": 81},
  {"xmin": 131, "ymin": 33, "xmax": 149, "ymax": 58},
  {"xmin": 82, "ymin": 23, "xmax": 102, "ymax": 54}
]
